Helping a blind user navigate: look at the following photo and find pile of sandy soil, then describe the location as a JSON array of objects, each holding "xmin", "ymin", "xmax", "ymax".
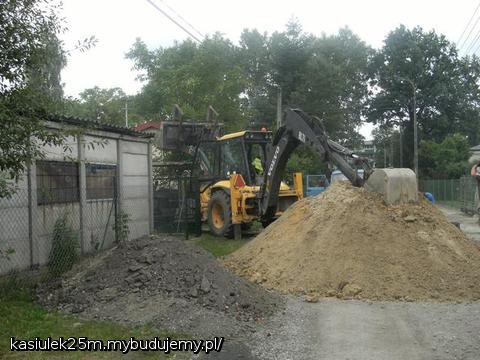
[
  {"xmin": 38, "ymin": 235, "xmax": 282, "ymax": 337},
  {"xmin": 225, "ymin": 182, "xmax": 480, "ymax": 302}
]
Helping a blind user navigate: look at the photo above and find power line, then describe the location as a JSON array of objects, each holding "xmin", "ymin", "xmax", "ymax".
[
  {"xmin": 460, "ymin": 15, "xmax": 480, "ymax": 51},
  {"xmin": 465, "ymin": 26, "xmax": 480, "ymax": 53},
  {"xmin": 158, "ymin": 0, "xmax": 205, "ymax": 39},
  {"xmin": 457, "ymin": 1, "xmax": 480, "ymax": 45},
  {"xmin": 145, "ymin": 0, "xmax": 203, "ymax": 43},
  {"xmin": 472, "ymin": 35, "xmax": 480, "ymax": 54},
  {"xmin": 459, "ymin": 13, "xmax": 480, "ymax": 51}
]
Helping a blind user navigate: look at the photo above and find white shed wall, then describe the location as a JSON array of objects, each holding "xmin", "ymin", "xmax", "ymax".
[{"xmin": 0, "ymin": 129, "xmax": 152, "ymax": 275}]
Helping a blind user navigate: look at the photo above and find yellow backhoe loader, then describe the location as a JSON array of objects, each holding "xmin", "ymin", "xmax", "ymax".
[{"xmin": 192, "ymin": 108, "xmax": 418, "ymax": 238}]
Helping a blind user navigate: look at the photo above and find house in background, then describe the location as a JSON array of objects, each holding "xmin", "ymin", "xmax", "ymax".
[
  {"xmin": 0, "ymin": 116, "xmax": 154, "ymax": 275},
  {"xmin": 133, "ymin": 121, "xmax": 163, "ymax": 142}
]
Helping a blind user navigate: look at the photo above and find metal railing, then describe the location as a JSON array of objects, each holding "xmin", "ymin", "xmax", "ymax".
[
  {"xmin": 420, "ymin": 176, "xmax": 478, "ymax": 215},
  {"xmin": 153, "ymin": 176, "xmax": 201, "ymax": 238}
]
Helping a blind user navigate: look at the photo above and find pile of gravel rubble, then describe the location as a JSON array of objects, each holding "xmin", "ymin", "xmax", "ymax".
[{"xmin": 37, "ymin": 235, "xmax": 282, "ymax": 337}]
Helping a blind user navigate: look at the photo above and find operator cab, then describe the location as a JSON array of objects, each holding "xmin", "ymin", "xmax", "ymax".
[{"xmin": 194, "ymin": 130, "xmax": 272, "ymax": 187}]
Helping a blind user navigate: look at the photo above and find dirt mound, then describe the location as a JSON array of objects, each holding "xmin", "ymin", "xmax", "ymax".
[
  {"xmin": 224, "ymin": 182, "xmax": 480, "ymax": 302},
  {"xmin": 37, "ymin": 235, "xmax": 282, "ymax": 337}
]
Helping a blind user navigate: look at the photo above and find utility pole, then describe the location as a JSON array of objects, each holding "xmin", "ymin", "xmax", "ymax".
[
  {"xmin": 399, "ymin": 124, "xmax": 403, "ymax": 167},
  {"xmin": 412, "ymin": 82, "xmax": 418, "ymax": 182},
  {"xmin": 123, "ymin": 99, "xmax": 129, "ymax": 127},
  {"xmin": 395, "ymin": 76, "xmax": 418, "ymax": 184},
  {"xmin": 276, "ymin": 87, "xmax": 282, "ymax": 129},
  {"xmin": 390, "ymin": 133, "xmax": 394, "ymax": 167},
  {"xmin": 384, "ymin": 144, "xmax": 387, "ymax": 167}
]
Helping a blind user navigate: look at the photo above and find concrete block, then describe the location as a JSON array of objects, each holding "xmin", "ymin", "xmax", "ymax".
[
  {"xmin": 122, "ymin": 198, "xmax": 149, "ymax": 221},
  {"xmin": 122, "ymin": 154, "xmax": 148, "ymax": 176},
  {"xmin": 122, "ymin": 181, "xmax": 149, "ymax": 200},
  {"xmin": 35, "ymin": 203, "xmax": 80, "ymax": 237},
  {"xmin": 84, "ymin": 136, "xmax": 117, "ymax": 164},
  {"xmin": 122, "ymin": 141, "xmax": 148, "ymax": 155},
  {"xmin": 0, "ymin": 189, "xmax": 29, "ymax": 209},
  {"xmin": 40, "ymin": 136, "xmax": 78, "ymax": 161},
  {"xmin": 0, "ymin": 237, "xmax": 30, "ymax": 275},
  {"xmin": 128, "ymin": 220, "xmax": 150, "ymax": 241},
  {"xmin": 34, "ymin": 234, "xmax": 52, "ymax": 266},
  {"xmin": 365, "ymin": 168, "xmax": 418, "ymax": 205},
  {"xmin": 0, "ymin": 207, "xmax": 29, "ymax": 241},
  {"xmin": 122, "ymin": 176, "xmax": 149, "ymax": 188}
]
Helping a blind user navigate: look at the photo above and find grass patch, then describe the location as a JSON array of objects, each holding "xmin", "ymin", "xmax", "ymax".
[
  {"xmin": 190, "ymin": 232, "xmax": 250, "ymax": 258},
  {"xmin": 0, "ymin": 297, "xmax": 184, "ymax": 359},
  {"xmin": 0, "ymin": 277, "xmax": 186, "ymax": 359}
]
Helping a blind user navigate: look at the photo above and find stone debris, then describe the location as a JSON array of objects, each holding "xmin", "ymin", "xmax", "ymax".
[{"xmin": 37, "ymin": 235, "xmax": 282, "ymax": 336}]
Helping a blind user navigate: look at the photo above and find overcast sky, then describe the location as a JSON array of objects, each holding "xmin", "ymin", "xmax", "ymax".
[{"xmin": 59, "ymin": 0, "xmax": 479, "ymax": 137}]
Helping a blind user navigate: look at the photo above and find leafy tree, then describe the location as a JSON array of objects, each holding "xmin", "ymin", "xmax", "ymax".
[
  {"xmin": 0, "ymin": 0, "xmax": 96, "ymax": 197},
  {"xmin": 66, "ymin": 86, "xmax": 129, "ymax": 125},
  {"xmin": 269, "ymin": 21, "xmax": 314, "ymax": 107},
  {"xmin": 372, "ymin": 126, "xmax": 401, "ymax": 168},
  {"xmin": 239, "ymin": 22, "xmax": 371, "ymax": 176},
  {"xmin": 240, "ymin": 22, "xmax": 371, "ymax": 141},
  {"xmin": 127, "ymin": 34, "xmax": 247, "ymax": 131},
  {"xmin": 0, "ymin": 0, "xmax": 67, "ymax": 197},
  {"xmin": 419, "ymin": 133, "xmax": 470, "ymax": 179},
  {"xmin": 367, "ymin": 25, "xmax": 480, "ymax": 171},
  {"xmin": 238, "ymin": 20, "xmax": 316, "ymax": 127},
  {"xmin": 290, "ymin": 27, "xmax": 371, "ymax": 142},
  {"xmin": 238, "ymin": 28, "xmax": 275, "ymax": 123},
  {"xmin": 285, "ymin": 147, "xmax": 329, "ymax": 181}
]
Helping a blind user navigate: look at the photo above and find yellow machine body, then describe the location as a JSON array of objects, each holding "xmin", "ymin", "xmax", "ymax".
[
  {"xmin": 199, "ymin": 174, "xmax": 303, "ymax": 226},
  {"xmin": 195, "ymin": 130, "xmax": 304, "ymax": 236}
]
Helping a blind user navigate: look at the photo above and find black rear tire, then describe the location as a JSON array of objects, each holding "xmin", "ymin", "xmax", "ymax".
[{"xmin": 207, "ymin": 191, "xmax": 233, "ymax": 237}]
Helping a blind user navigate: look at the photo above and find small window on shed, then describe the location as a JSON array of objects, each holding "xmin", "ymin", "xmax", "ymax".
[
  {"xmin": 86, "ymin": 164, "xmax": 117, "ymax": 200},
  {"xmin": 37, "ymin": 161, "xmax": 79, "ymax": 205}
]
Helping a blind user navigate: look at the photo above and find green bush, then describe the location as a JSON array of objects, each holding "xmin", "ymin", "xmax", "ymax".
[
  {"xmin": 113, "ymin": 210, "xmax": 130, "ymax": 245},
  {"xmin": 48, "ymin": 213, "xmax": 79, "ymax": 276}
]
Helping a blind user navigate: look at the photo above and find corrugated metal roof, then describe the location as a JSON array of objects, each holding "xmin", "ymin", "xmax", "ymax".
[{"xmin": 47, "ymin": 115, "xmax": 154, "ymax": 138}]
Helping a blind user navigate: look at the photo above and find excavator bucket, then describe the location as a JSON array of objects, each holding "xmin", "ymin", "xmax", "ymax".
[{"xmin": 364, "ymin": 168, "xmax": 418, "ymax": 205}]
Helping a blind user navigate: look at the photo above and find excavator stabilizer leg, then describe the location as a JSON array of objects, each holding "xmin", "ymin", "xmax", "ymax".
[{"xmin": 364, "ymin": 168, "xmax": 418, "ymax": 205}]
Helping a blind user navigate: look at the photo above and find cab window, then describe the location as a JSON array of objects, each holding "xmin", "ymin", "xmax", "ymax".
[
  {"xmin": 221, "ymin": 139, "xmax": 247, "ymax": 178},
  {"xmin": 194, "ymin": 141, "xmax": 219, "ymax": 180}
]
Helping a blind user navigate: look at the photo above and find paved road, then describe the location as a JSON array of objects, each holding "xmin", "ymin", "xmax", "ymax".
[
  {"xmin": 249, "ymin": 297, "xmax": 480, "ymax": 360},
  {"xmin": 204, "ymin": 204, "xmax": 480, "ymax": 360},
  {"xmin": 438, "ymin": 205, "xmax": 480, "ymax": 243}
]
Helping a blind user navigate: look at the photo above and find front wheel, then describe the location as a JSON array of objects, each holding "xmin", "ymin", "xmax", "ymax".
[{"xmin": 207, "ymin": 191, "xmax": 233, "ymax": 237}]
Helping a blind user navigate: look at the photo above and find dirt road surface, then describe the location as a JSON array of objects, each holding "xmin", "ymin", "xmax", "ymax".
[
  {"xmin": 206, "ymin": 203, "xmax": 480, "ymax": 360},
  {"xmin": 438, "ymin": 205, "xmax": 480, "ymax": 243},
  {"xmin": 247, "ymin": 297, "xmax": 480, "ymax": 360}
]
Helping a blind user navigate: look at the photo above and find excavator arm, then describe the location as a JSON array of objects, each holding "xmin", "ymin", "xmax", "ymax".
[{"xmin": 260, "ymin": 108, "xmax": 373, "ymax": 220}]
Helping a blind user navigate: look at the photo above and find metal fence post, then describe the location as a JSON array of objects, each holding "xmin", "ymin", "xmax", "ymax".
[
  {"xmin": 147, "ymin": 142, "xmax": 154, "ymax": 234},
  {"xmin": 113, "ymin": 179, "xmax": 118, "ymax": 243},
  {"xmin": 77, "ymin": 135, "xmax": 86, "ymax": 255},
  {"xmin": 445, "ymin": 179, "xmax": 448, "ymax": 201},
  {"xmin": 116, "ymin": 139, "xmax": 123, "ymax": 241},
  {"xmin": 27, "ymin": 163, "xmax": 33, "ymax": 268}
]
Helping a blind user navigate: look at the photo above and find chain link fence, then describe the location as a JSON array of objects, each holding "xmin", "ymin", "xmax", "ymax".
[
  {"xmin": 0, "ymin": 184, "xmax": 151, "ymax": 293},
  {"xmin": 420, "ymin": 176, "xmax": 479, "ymax": 215},
  {"xmin": 153, "ymin": 176, "xmax": 201, "ymax": 238}
]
